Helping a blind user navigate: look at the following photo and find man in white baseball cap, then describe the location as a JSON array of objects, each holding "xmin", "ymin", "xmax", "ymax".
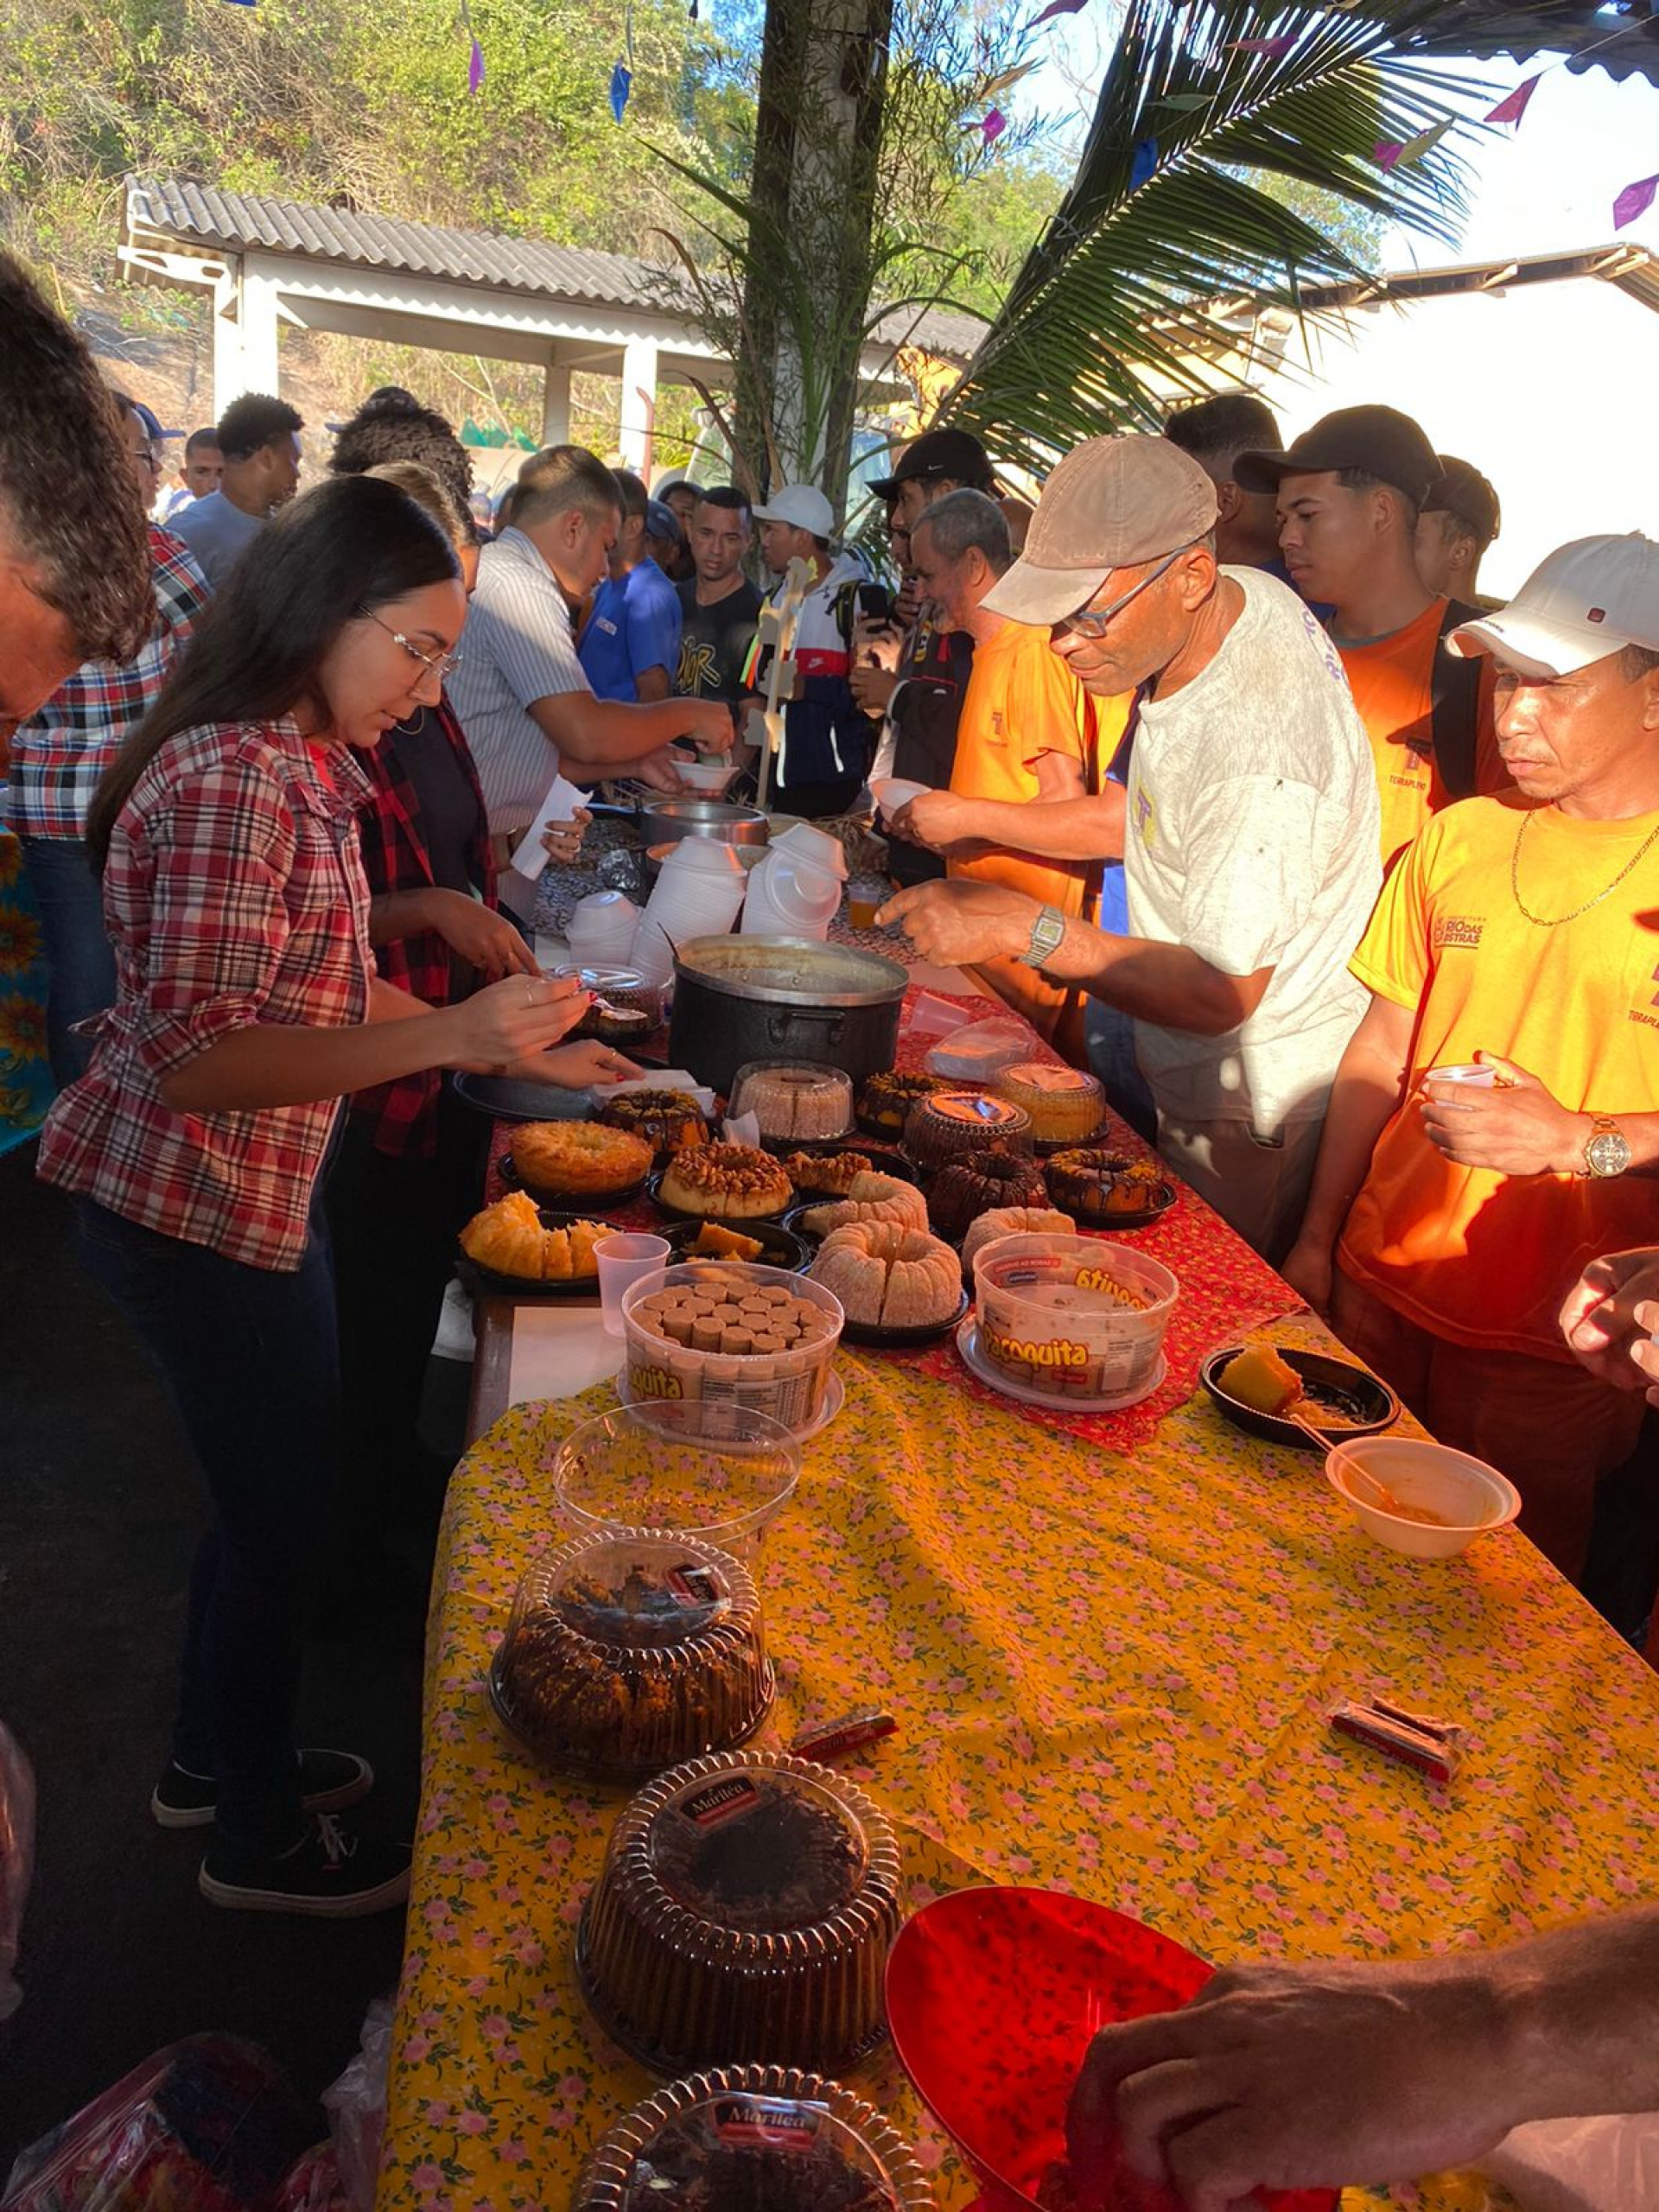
[
  {"xmin": 747, "ymin": 482, "xmax": 872, "ymax": 816},
  {"xmin": 1446, "ymin": 531, "xmax": 1659, "ymax": 678},
  {"xmin": 1282, "ymin": 531, "xmax": 1659, "ymax": 1580}
]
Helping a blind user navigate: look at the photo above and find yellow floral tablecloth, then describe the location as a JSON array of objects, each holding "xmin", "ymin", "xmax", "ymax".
[{"xmin": 378, "ymin": 1310, "xmax": 1659, "ymax": 2212}]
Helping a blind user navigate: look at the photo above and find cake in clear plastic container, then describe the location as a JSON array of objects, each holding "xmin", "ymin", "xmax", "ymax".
[
  {"xmin": 577, "ymin": 1750, "xmax": 902, "ymax": 2075},
  {"xmin": 489, "ymin": 1530, "xmax": 773, "ymax": 1781},
  {"xmin": 576, "ymin": 2064, "xmax": 937, "ymax": 2210},
  {"xmin": 902, "ymin": 1089, "xmax": 1032, "ymax": 1172},
  {"xmin": 729, "ymin": 1060, "xmax": 855, "ymax": 1145},
  {"xmin": 993, "ymin": 1062, "xmax": 1105, "ymax": 1149}
]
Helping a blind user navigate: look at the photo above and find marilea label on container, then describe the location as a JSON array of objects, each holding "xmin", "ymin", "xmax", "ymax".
[
  {"xmin": 710, "ymin": 2097, "xmax": 823, "ymax": 2149},
  {"xmin": 677, "ymin": 1775, "xmax": 762, "ymax": 1827}
]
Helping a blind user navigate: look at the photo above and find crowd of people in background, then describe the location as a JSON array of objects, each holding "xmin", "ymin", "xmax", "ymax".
[{"xmin": 7, "ymin": 233, "xmax": 1659, "ymax": 2201}]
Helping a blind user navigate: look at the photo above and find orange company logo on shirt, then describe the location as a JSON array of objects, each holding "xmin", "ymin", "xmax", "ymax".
[
  {"xmin": 1433, "ymin": 915, "xmax": 1484, "ymax": 950},
  {"xmin": 1628, "ymin": 963, "xmax": 1659, "ymax": 1029}
]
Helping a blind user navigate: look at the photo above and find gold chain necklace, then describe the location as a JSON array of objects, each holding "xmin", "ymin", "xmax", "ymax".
[{"xmin": 1510, "ymin": 805, "xmax": 1659, "ymax": 928}]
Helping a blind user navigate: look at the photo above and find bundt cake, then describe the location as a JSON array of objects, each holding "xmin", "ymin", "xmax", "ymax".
[
  {"xmin": 808, "ymin": 1219, "xmax": 963, "ymax": 1330},
  {"xmin": 960, "ymin": 1205, "xmax": 1077, "ymax": 1271},
  {"xmin": 798, "ymin": 1171, "xmax": 928, "ymax": 1238},
  {"xmin": 925, "ymin": 1143, "xmax": 1050, "ymax": 1242}
]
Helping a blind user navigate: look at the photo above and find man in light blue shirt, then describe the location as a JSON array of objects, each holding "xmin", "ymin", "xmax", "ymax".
[
  {"xmin": 171, "ymin": 393, "xmax": 302, "ymax": 588},
  {"xmin": 578, "ymin": 475, "xmax": 683, "ymax": 702}
]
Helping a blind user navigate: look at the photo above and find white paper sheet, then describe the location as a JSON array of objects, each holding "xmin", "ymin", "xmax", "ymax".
[
  {"xmin": 509, "ymin": 773, "xmax": 588, "ymax": 881},
  {"xmin": 505, "ymin": 1304, "xmax": 623, "ymax": 1408}
]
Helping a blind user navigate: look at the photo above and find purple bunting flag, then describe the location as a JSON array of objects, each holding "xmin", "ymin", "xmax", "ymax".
[
  {"xmin": 468, "ymin": 35, "xmax": 485, "ymax": 92},
  {"xmin": 1374, "ymin": 138, "xmax": 1402, "ymax": 171},
  {"xmin": 609, "ymin": 60, "xmax": 632, "ymax": 123},
  {"xmin": 1484, "ymin": 73, "xmax": 1541, "ymax": 128},
  {"xmin": 1614, "ymin": 174, "xmax": 1658, "ymax": 231},
  {"xmin": 1033, "ymin": 0, "xmax": 1087, "ymax": 23},
  {"xmin": 1128, "ymin": 136, "xmax": 1160, "ymax": 190},
  {"xmin": 981, "ymin": 107, "xmax": 1007, "ymax": 147}
]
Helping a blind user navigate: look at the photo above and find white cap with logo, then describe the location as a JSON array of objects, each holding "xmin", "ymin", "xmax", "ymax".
[
  {"xmin": 1451, "ymin": 532, "xmax": 1659, "ymax": 678},
  {"xmin": 750, "ymin": 483, "xmax": 836, "ymax": 539}
]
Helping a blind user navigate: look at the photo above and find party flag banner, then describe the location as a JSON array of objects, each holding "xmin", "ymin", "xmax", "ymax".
[{"xmin": 1615, "ymin": 174, "xmax": 1658, "ymax": 231}]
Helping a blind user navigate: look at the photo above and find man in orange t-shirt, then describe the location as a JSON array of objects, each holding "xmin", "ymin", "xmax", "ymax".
[
  {"xmin": 1281, "ymin": 533, "xmax": 1659, "ymax": 1579},
  {"xmin": 886, "ymin": 489, "xmax": 1109, "ymax": 1043},
  {"xmin": 1237, "ymin": 406, "xmax": 1507, "ymax": 872}
]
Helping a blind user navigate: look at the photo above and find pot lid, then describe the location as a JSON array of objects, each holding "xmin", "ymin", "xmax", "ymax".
[{"xmin": 672, "ymin": 935, "xmax": 908, "ymax": 1008}]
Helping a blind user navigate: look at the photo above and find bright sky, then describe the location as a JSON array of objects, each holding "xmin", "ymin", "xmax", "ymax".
[{"xmin": 1020, "ymin": 21, "xmax": 1659, "ymax": 266}]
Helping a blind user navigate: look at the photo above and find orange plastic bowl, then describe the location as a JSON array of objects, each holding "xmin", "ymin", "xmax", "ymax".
[{"xmin": 886, "ymin": 1887, "xmax": 1337, "ymax": 2212}]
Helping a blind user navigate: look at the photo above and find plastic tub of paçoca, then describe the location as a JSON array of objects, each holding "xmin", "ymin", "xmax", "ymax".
[{"xmin": 969, "ymin": 1232, "xmax": 1177, "ymax": 1410}]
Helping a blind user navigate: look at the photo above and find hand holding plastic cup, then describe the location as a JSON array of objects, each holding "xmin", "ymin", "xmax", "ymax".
[
  {"xmin": 1425, "ymin": 1061, "xmax": 1498, "ymax": 1089},
  {"xmin": 594, "ymin": 1233, "xmax": 670, "ymax": 1338},
  {"xmin": 847, "ymin": 875, "xmax": 886, "ymax": 931}
]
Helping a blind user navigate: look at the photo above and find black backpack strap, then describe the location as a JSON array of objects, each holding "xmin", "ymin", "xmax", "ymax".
[{"xmin": 1430, "ymin": 597, "xmax": 1485, "ymax": 800}]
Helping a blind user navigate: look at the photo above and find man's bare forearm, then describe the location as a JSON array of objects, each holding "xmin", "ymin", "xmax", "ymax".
[
  {"xmin": 1295, "ymin": 1015, "xmax": 1412, "ymax": 1249},
  {"xmin": 950, "ymin": 789, "xmax": 1124, "ymax": 861}
]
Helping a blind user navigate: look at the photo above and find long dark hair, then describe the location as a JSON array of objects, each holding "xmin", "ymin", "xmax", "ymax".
[{"xmin": 88, "ymin": 474, "xmax": 459, "ymax": 860}]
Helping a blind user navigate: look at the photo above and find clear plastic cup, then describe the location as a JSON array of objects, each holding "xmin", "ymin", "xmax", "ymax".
[
  {"xmin": 595, "ymin": 1234, "xmax": 671, "ymax": 1338},
  {"xmin": 1424, "ymin": 1062, "xmax": 1497, "ymax": 1088},
  {"xmin": 846, "ymin": 875, "xmax": 885, "ymax": 931}
]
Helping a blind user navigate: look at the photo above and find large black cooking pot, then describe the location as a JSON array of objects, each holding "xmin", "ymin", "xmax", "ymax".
[{"xmin": 668, "ymin": 936, "xmax": 907, "ymax": 1096}]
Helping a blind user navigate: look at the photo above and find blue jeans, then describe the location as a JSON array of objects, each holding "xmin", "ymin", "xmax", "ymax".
[
  {"xmin": 1083, "ymin": 996, "xmax": 1158, "ymax": 1145},
  {"xmin": 73, "ymin": 1196, "xmax": 341, "ymax": 1858},
  {"xmin": 17, "ymin": 834, "xmax": 115, "ymax": 1089}
]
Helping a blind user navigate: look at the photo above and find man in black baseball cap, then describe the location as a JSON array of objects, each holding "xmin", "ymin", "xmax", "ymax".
[
  {"xmin": 1416, "ymin": 454, "xmax": 1502, "ymax": 609},
  {"xmin": 1236, "ymin": 404, "xmax": 1503, "ymax": 871},
  {"xmin": 869, "ymin": 427, "xmax": 995, "ymax": 533}
]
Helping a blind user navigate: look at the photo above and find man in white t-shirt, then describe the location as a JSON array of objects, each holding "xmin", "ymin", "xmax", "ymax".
[
  {"xmin": 450, "ymin": 444, "xmax": 731, "ymax": 839},
  {"xmin": 880, "ymin": 435, "xmax": 1381, "ymax": 1262}
]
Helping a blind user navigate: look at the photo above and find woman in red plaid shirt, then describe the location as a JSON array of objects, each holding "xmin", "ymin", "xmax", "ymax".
[
  {"xmin": 36, "ymin": 475, "xmax": 597, "ymax": 1917},
  {"xmin": 326, "ymin": 461, "xmax": 620, "ymax": 1618}
]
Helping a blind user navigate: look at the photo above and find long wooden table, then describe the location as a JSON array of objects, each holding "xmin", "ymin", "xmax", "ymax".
[{"xmin": 376, "ymin": 951, "xmax": 1659, "ymax": 2212}]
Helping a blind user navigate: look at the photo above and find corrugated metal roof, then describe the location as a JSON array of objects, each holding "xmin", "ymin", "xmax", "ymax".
[
  {"xmin": 124, "ymin": 175, "xmax": 988, "ymax": 362},
  {"xmin": 126, "ymin": 175, "xmax": 671, "ymax": 313}
]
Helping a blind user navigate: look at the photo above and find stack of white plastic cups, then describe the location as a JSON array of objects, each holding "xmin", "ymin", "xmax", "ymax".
[
  {"xmin": 564, "ymin": 889, "xmax": 640, "ymax": 967},
  {"xmin": 741, "ymin": 823, "xmax": 848, "ymax": 941},
  {"xmin": 629, "ymin": 839, "xmax": 748, "ymax": 983}
]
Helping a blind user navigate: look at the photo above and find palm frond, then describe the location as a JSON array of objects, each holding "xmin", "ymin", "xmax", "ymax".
[{"xmin": 944, "ymin": 0, "xmax": 1489, "ymax": 470}]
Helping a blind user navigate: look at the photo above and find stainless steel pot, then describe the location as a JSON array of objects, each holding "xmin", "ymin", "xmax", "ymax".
[
  {"xmin": 668, "ymin": 936, "xmax": 907, "ymax": 1096},
  {"xmin": 638, "ymin": 798, "xmax": 770, "ymax": 852}
]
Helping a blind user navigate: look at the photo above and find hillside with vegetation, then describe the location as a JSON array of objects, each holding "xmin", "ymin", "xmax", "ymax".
[{"xmin": 0, "ymin": 0, "xmax": 1065, "ymax": 464}]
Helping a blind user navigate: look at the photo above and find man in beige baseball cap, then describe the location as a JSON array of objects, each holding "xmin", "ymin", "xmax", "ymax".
[{"xmin": 880, "ymin": 433, "xmax": 1383, "ymax": 1262}]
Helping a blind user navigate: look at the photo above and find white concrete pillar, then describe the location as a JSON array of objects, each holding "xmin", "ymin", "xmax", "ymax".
[
  {"xmin": 211, "ymin": 261, "xmax": 247, "ymax": 416},
  {"xmin": 210, "ymin": 253, "xmax": 283, "ymax": 415},
  {"xmin": 619, "ymin": 334, "xmax": 658, "ymax": 474},
  {"xmin": 542, "ymin": 360, "xmax": 572, "ymax": 447},
  {"xmin": 239, "ymin": 256, "xmax": 283, "ymax": 397}
]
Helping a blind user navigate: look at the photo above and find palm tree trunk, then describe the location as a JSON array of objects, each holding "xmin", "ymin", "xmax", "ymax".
[{"xmin": 736, "ymin": 0, "xmax": 893, "ymax": 512}]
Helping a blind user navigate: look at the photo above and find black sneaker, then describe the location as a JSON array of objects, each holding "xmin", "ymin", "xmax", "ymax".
[
  {"xmin": 198, "ymin": 1812, "xmax": 411, "ymax": 1917},
  {"xmin": 151, "ymin": 1748, "xmax": 373, "ymax": 1830}
]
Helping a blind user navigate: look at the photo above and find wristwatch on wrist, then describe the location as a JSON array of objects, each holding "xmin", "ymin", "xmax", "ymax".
[
  {"xmin": 1019, "ymin": 904, "xmax": 1066, "ymax": 970},
  {"xmin": 1580, "ymin": 1116, "xmax": 1632, "ymax": 1179}
]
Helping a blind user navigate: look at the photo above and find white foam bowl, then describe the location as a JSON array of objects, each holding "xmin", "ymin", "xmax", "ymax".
[
  {"xmin": 1323, "ymin": 1437, "xmax": 1520, "ymax": 1560},
  {"xmin": 870, "ymin": 778, "xmax": 928, "ymax": 819},
  {"xmin": 676, "ymin": 760, "xmax": 739, "ymax": 796}
]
